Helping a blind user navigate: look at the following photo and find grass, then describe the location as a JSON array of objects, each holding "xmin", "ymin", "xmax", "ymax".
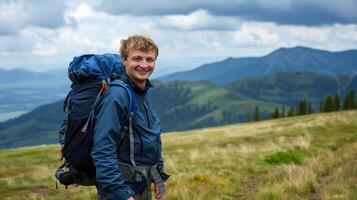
[
  {"xmin": 263, "ymin": 150, "xmax": 306, "ymax": 165},
  {"xmin": 0, "ymin": 110, "xmax": 356, "ymax": 199}
]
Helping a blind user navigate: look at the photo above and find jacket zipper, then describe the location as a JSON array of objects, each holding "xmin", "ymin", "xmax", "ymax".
[{"xmin": 142, "ymin": 99, "xmax": 152, "ymax": 128}]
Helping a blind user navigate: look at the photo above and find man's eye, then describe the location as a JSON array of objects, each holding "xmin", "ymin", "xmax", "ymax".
[
  {"xmin": 132, "ymin": 57, "xmax": 141, "ymax": 61},
  {"xmin": 147, "ymin": 58, "xmax": 155, "ymax": 62}
]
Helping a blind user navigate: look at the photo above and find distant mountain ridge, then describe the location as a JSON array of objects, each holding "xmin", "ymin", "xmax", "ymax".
[
  {"xmin": 0, "ymin": 78, "xmax": 281, "ymax": 149},
  {"xmin": 224, "ymin": 71, "xmax": 357, "ymax": 106},
  {"xmin": 0, "ymin": 68, "xmax": 69, "ymax": 121},
  {"xmin": 0, "ymin": 68, "xmax": 68, "ymax": 87},
  {"xmin": 158, "ymin": 46, "xmax": 357, "ymax": 84},
  {"xmin": 1, "ymin": 71, "xmax": 356, "ymax": 149},
  {"xmin": 0, "ymin": 68, "xmax": 48, "ymax": 83}
]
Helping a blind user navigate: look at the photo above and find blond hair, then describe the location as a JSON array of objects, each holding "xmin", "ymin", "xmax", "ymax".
[{"xmin": 120, "ymin": 35, "xmax": 159, "ymax": 60}]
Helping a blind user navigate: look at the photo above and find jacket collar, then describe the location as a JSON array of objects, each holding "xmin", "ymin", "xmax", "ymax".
[{"xmin": 120, "ymin": 73, "xmax": 153, "ymax": 94}]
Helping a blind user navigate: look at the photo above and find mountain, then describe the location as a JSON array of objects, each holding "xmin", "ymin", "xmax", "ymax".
[
  {"xmin": 0, "ymin": 100, "xmax": 64, "ymax": 148},
  {"xmin": 0, "ymin": 68, "xmax": 68, "ymax": 87},
  {"xmin": 1, "ymin": 71, "xmax": 356, "ymax": 149},
  {"xmin": 158, "ymin": 46, "xmax": 357, "ymax": 84},
  {"xmin": 224, "ymin": 71, "xmax": 357, "ymax": 107},
  {"xmin": 0, "ymin": 68, "xmax": 50, "ymax": 83},
  {"xmin": 0, "ymin": 68, "xmax": 69, "ymax": 122},
  {"xmin": 0, "ymin": 81, "xmax": 279, "ymax": 149},
  {"xmin": 151, "ymin": 81, "xmax": 277, "ymax": 131}
]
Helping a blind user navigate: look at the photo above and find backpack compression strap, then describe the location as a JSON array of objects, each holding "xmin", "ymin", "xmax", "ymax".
[
  {"xmin": 81, "ymin": 78, "xmax": 111, "ymax": 133},
  {"xmin": 110, "ymin": 80, "xmax": 137, "ymax": 166}
]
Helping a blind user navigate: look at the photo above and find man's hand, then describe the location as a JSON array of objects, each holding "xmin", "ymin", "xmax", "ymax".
[{"xmin": 154, "ymin": 183, "xmax": 165, "ymax": 200}]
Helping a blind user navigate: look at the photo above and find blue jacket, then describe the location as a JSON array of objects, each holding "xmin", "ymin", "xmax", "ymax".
[{"xmin": 91, "ymin": 74, "xmax": 165, "ymax": 200}]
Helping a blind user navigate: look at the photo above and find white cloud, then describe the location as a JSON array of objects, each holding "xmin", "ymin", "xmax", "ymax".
[
  {"xmin": 232, "ymin": 23, "xmax": 280, "ymax": 46},
  {"xmin": 0, "ymin": 1, "xmax": 357, "ymax": 74},
  {"xmin": 0, "ymin": 1, "xmax": 28, "ymax": 35},
  {"xmin": 0, "ymin": 0, "xmax": 66, "ymax": 35},
  {"xmin": 97, "ymin": 0, "xmax": 357, "ymax": 25},
  {"xmin": 157, "ymin": 9, "xmax": 241, "ymax": 30}
]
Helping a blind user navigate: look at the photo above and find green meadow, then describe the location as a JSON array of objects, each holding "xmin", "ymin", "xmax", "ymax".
[{"xmin": 0, "ymin": 110, "xmax": 356, "ymax": 200}]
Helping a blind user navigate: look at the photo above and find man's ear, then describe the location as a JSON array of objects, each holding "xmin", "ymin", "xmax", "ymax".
[{"xmin": 122, "ymin": 58, "xmax": 127, "ymax": 66}]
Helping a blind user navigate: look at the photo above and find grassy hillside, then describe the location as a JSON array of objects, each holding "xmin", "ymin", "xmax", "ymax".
[
  {"xmin": 224, "ymin": 71, "xmax": 357, "ymax": 107},
  {"xmin": 0, "ymin": 110, "xmax": 356, "ymax": 200},
  {"xmin": 0, "ymin": 81, "xmax": 281, "ymax": 149},
  {"xmin": 0, "ymin": 101, "xmax": 64, "ymax": 149},
  {"xmin": 152, "ymin": 81, "xmax": 279, "ymax": 131}
]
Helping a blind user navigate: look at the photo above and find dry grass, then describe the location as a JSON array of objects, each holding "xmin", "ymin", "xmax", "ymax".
[{"xmin": 0, "ymin": 110, "xmax": 356, "ymax": 199}]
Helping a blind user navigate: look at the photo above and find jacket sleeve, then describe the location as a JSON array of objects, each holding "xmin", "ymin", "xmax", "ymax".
[
  {"xmin": 157, "ymin": 137, "xmax": 164, "ymax": 171},
  {"xmin": 91, "ymin": 87, "xmax": 135, "ymax": 200}
]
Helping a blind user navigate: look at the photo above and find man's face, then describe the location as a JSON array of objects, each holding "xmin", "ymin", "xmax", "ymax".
[{"xmin": 123, "ymin": 50, "xmax": 156, "ymax": 85}]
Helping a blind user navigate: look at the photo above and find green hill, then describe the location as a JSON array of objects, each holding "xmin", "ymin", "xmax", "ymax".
[
  {"xmin": 0, "ymin": 81, "xmax": 279, "ymax": 149},
  {"xmin": 1, "ymin": 71, "xmax": 356, "ymax": 149},
  {"xmin": 0, "ymin": 110, "xmax": 356, "ymax": 199},
  {"xmin": 0, "ymin": 100, "xmax": 64, "ymax": 149},
  {"xmin": 151, "ymin": 81, "xmax": 278, "ymax": 131},
  {"xmin": 224, "ymin": 71, "xmax": 357, "ymax": 107}
]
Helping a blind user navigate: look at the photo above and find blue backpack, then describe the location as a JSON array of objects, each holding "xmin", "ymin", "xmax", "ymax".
[{"xmin": 55, "ymin": 54, "xmax": 136, "ymax": 187}]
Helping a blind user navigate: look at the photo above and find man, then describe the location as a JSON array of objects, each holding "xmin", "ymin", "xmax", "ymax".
[{"xmin": 92, "ymin": 35, "xmax": 169, "ymax": 200}]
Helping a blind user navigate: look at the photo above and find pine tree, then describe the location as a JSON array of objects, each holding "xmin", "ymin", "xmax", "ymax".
[
  {"xmin": 323, "ymin": 94, "xmax": 336, "ymax": 112},
  {"xmin": 298, "ymin": 99, "xmax": 307, "ymax": 115},
  {"xmin": 287, "ymin": 107, "xmax": 295, "ymax": 117},
  {"xmin": 343, "ymin": 90, "xmax": 355, "ymax": 110},
  {"xmin": 334, "ymin": 94, "xmax": 340, "ymax": 111},
  {"xmin": 351, "ymin": 91, "xmax": 355, "ymax": 109},
  {"xmin": 254, "ymin": 106, "xmax": 260, "ymax": 121},
  {"xmin": 281, "ymin": 105, "xmax": 285, "ymax": 117},
  {"xmin": 270, "ymin": 107, "xmax": 280, "ymax": 119},
  {"xmin": 275, "ymin": 108, "xmax": 280, "ymax": 118}
]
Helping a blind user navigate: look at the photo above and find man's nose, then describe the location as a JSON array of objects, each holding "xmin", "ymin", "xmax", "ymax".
[{"xmin": 139, "ymin": 60, "xmax": 151, "ymax": 68}]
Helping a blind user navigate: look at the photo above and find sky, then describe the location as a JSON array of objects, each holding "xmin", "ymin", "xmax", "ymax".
[{"xmin": 1, "ymin": 0, "xmax": 357, "ymax": 77}]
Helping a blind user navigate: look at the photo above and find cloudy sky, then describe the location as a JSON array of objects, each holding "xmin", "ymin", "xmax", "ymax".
[{"xmin": 1, "ymin": 0, "xmax": 357, "ymax": 76}]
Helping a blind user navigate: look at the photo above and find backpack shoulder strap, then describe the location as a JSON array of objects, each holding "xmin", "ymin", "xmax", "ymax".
[
  {"xmin": 110, "ymin": 80, "xmax": 137, "ymax": 166},
  {"xmin": 110, "ymin": 80, "xmax": 137, "ymax": 120}
]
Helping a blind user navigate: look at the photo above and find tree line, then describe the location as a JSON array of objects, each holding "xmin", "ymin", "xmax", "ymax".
[{"xmin": 248, "ymin": 90, "xmax": 356, "ymax": 122}]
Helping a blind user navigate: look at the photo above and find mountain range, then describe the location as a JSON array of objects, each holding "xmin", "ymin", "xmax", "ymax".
[
  {"xmin": 1, "ymin": 46, "xmax": 357, "ymax": 149},
  {"xmin": 1, "ymin": 71, "xmax": 356, "ymax": 149},
  {"xmin": 0, "ymin": 68, "xmax": 69, "ymax": 121},
  {"xmin": 158, "ymin": 46, "xmax": 357, "ymax": 84},
  {"xmin": 225, "ymin": 71, "xmax": 357, "ymax": 106}
]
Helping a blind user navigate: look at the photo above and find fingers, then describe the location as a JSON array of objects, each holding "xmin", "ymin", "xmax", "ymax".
[
  {"xmin": 154, "ymin": 184, "xmax": 164, "ymax": 200},
  {"xmin": 155, "ymin": 192, "xmax": 162, "ymax": 200}
]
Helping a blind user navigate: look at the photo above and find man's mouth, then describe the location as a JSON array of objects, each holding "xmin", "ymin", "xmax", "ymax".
[{"xmin": 135, "ymin": 67, "xmax": 151, "ymax": 75}]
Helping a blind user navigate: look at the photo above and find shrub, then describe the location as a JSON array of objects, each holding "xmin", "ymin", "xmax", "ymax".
[{"xmin": 264, "ymin": 151, "xmax": 304, "ymax": 165}]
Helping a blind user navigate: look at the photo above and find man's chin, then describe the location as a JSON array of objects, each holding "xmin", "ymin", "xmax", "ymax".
[{"xmin": 133, "ymin": 76, "xmax": 149, "ymax": 83}]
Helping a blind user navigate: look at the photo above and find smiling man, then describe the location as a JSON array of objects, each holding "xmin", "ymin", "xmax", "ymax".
[{"xmin": 92, "ymin": 35, "xmax": 169, "ymax": 200}]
